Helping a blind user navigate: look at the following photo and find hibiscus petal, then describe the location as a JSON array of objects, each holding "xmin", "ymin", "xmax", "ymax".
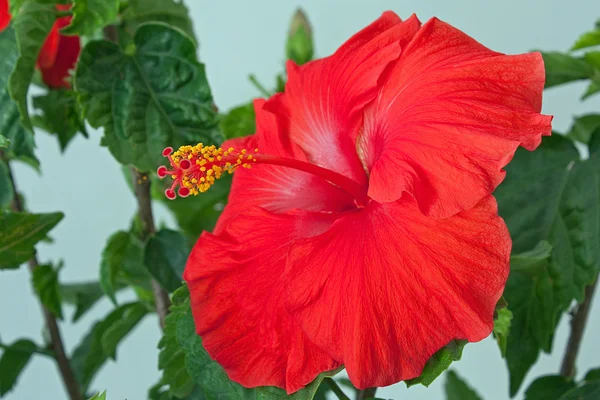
[
  {"xmin": 216, "ymin": 99, "xmax": 357, "ymax": 233},
  {"xmin": 284, "ymin": 195, "xmax": 510, "ymax": 389},
  {"xmin": 39, "ymin": 29, "xmax": 80, "ymax": 88},
  {"xmin": 358, "ymin": 18, "xmax": 552, "ymax": 218},
  {"xmin": 269, "ymin": 13, "xmax": 421, "ymax": 185},
  {"xmin": 37, "ymin": 23, "xmax": 60, "ymax": 69},
  {"xmin": 0, "ymin": 0, "xmax": 10, "ymax": 33},
  {"xmin": 183, "ymin": 207, "xmax": 341, "ymax": 393}
]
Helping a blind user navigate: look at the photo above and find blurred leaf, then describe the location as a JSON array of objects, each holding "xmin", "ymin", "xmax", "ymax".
[
  {"xmin": 8, "ymin": 1, "xmax": 56, "ymax": 131},
  {"xmin": 572, "ymin": 23, "xmax": 600, "ymax": 50},
  {"xmin": 0, "ymin": 160, "xmax": 14, "ymax": 209},
  {"xmin": 582, "ymin": 75, "xmax": 600, "ymax": 100},
  {"xmin": 101, "ymin": 303, "xmax": 147, "ymax": 359},
  {"xmin": 286, "ymin": 9, "xmax": 313, "ymax": 65},
  {"xmin": 0, "ymin": 135, "xmax": 8, "ymax": 148},
  {"xmin": 162, "ymin": 286, "xmax": 341, "ymax": 399},
  {"xmin": 60, "ymin": 281, "xmax": 124, "ymax": 322},
  {"xmin": 0, "ymin": 339, "xmax": 36, "ymax": 395},
  {"xmin": 144, "ymin": 229, "xmax": 188, "ymax": 292},
  {"xmin": 493, "ymin": 307, "xmax": 512, "ymax": 358},
  {"xmin": 496, "ymin": 135, "xmax": 600, "ymax": 394},
  {"xmin": 542, "ymin": 52, "xmax": 596, "ymax": 88},
  {"xmin": 524, "ymin": 375, "xmax": 577, "ymax": 400},
  {"xmin": 100, "ymin": 230, "xmax": 147, "ymax": 304},
  {"xmin": 560, "ymin": 382, "xmax": 600, "ymax": 399},
  {"xmin": 220, "ymin": 103, "xmax": 256, "ymax": 140},
  {"xmin": 75, "ymin": 23, "xmax": 219, "ymax": 173},
  {"xmin": 406, "ymin": 340, "xmax": 467, "ymax": 387},
  {"xmin": 62, "ymin": 0, "xmax": 120, "ymax": 36},
  {"xmin": 32, "ymin": 263, "xmax": 63, "ymax": 319},
  {"xmin": 0, "ymin": 26, "xmax": 38, "ymax": 169},
  {"xmin": 565, "ymin": 114, "xmax": 600, "ymax": 143},
  {"xmin": 584, "ymin": 368, "xmax": 600, "ymax": 382},
  {"xmin": 32, "ymin": 89, "xmax": 88, "ymax": 152},
  {"xmin": 121, "ymin": 0, "xmax": 195, "ymax": 41},
  {"xmin": 0, "ymin": 212, "xmax": 64, "ymax": 270},
  {"xmin": 444, "ymin": 370, "xmax": 482, "ymax": 400},
  {"xmin": 72, "ymin": 302, "xmax": 146, "ymax": 392},
  {"xmin": 88, "ymin": 390, "xmax": 107, "ymax": 400}
]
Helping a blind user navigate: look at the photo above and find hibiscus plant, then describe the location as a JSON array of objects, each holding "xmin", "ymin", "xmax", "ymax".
[{"xmin": 0, "ymin": 1, "xmax": 599, "ymax": 400}]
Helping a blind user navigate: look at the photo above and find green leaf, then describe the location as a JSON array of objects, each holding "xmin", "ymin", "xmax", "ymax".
[
  {"xmin": 220, "ymin": 103, "xmax": 256, "ymax": 140},
  {"xmin": 0, "ymin": 26, "xmax": 38, "ymax": 169},
  {"xmin": 100, "ymin": 230, "xmax": 147, "ymax": 304},
  {"xmin": 493, "ymin": 307, "xmax": 512, "ymax": 358},
  {"xmin": 560, "ymin": 382, "xmax": 600, "ymax": 400},
  {"xmin": 62, "ymin": 0, "xmax": 120, "ymax": 36},
  {"xmin": 524, "ymin": 375, "xmax": 577, "ymax": 400},
  {"xmin": 495, "ymin": 135, "xmax": 600, "ymax": 394},
  {"xmin": 88, "ymin": 390, "xmax": 107, "ymax": 400},
  {"xmin": 584, "ymin": 368, "xmax": 600, "ymax": 383},
  {"xmin": 0, "ymin": 211, "xmax": 64, "ymax": 269},
  {"xmin": 72, "ymin": 302, "xmax": 146, "ymax": 392},
  {"xmin": 60, "ymin": 281, "xmax": 123, "ymax": 322},
  {"xmin": 565, "ymin": 114, "xmax": 600, "ymax": 143},
  {"xmin": 121, "ymin": 0, "xmax": 195, "ymax": 41},
  {"xmin": 0, "ymin": 160, "xmax": 14, "ymax": 209},
  {"xmin": 572, "ymin": 24, "xmax": 600, "ymax": 50},
  {"xmin": 75, "ymin": 23, "xmax": 219, "ymax": 172},
  {"xmin": 0, "ymin": 135, "xmax": 8, "ymax": 148},
  {"xmin": 0, "ymin": 339, "xmax": 36, "ymax": 395},
  {"xmin": 542, "ymin": 52, "xmax": 596, "ymax": 88},
  {"xmin": 444, "ymin": 370, "xmax": 482, "ymax": 400},
  {"xmin": 8, "ymin": 1, "xmax": 57, "ymax": 131},
  {"xmin": 286, "ymin": 9, "xmax": 313, "ymax": 65},
  {"xmin": 406, "ymin": 340, "xmax": 467, "ymax": 387},
  {"xmin": 101, "ymin": 302, "xmax": 148, "ymax": 359},
  {"xmin": 32, "ymin": 263, "xmax": 63, "ymax": 319},
  {"xmin": 32, "ymin": 89, "xmax": 88, "ymax": 152},
  {"xmin": 162, "ymin": 286, "xmax": 341, "ymax": 400},
  {"xmin": 144, "ymin": 229, "xmax": 188, "ymax": 292}
]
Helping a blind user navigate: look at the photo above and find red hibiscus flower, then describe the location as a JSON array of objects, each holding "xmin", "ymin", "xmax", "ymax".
[
  {"xmin": 159, "ymin": 12, "xmax": 552, "ymax": 393},
  {"xmin": 0, "ymin": 1, "xmax": 80, "ymax": 88}
]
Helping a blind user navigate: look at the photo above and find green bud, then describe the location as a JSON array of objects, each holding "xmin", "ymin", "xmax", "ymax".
[{"xmin": 286, "ymin": 9, "xmax": 314, "ymax": 66}]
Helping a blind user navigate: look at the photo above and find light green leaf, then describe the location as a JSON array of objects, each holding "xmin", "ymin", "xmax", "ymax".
[
  {"xmin": 8, "ymin": 1, "xmax": 56, "ymax": 131},
  {"xmin": 572, "ymin": 23, "xmax": 600, "ymax": 50},
  {"xmin": 32, "ymin": 89, "xmax": 88, "ymax": 152},
  {"xmin": 524, "ymin": 375, "xmax": 576, "ymax": 400},
  {"xmin": 0, "ymin": 212, "xmax": 64, "ymax": 270},
  {"xmin": 0, "ymin": 339, "xmax": 36, "ymax": 396},
  {"xmin": 0, "ymin": 160, "xmax": 14, "ymax": 209},
  {"xmin": 0, "ymin": 26, "xmax": 38, "ymax": 169},
  {"xmin": 62, "ymin": 0, "xmax": 120, "ymax": 36},
  {"xmin": 32, "ymin": 263, "xmax": 63, "ymax": 319},
  {"xmin": 286, "ymin": 9, "xmax": 313, "ymax": 65},
  {"xmin": 493, "ymin": 307, "xmax": 512, "ymax": 358},
  {"xmin": 444, "ymin": 370, "xmax": 482, "ymax": 400},
  {"xmin": 101, "ymin": 302, "xmax": 147, "ymax": 359},
  {"xmin": 565, "ymin": 114, "xmax": 600, "ymax": 143},
  {"xmin": 541, "ymin": 52, "xmax": 596, "ymax": 88},
  {"xmin": 75, "ymin": 23, "xmax": 219, "ymax": 172},
  {"xmin": 88, "ymin": 390, "xmax": 107, "ymax": 400},
  {"xmin": 121, "ymin": 0, "xmax": 195, "ymax": 41},
  {"xmin": 144, "ymin": 229, "xmax": 188, "ymax": 292},
  {"xmin": 560, "ymin": 382, "xmax": 600, "ymax": 400},
  {"xmin": 220, "ymin": 103, "xmax": 256, "ymax": 140},
  {"xmin": 405, "ymin": 340, "xmax": 467, "ymax": 387}
]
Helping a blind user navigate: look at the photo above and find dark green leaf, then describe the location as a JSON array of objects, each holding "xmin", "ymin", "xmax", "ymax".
[
  {"xmin": 144, "ymin": 229, "xmax": 188, "ymax": 292},
  {"xmin": 0, "ymin": 26, "xmax": 38, "ymax": 169},
  {"xmin": 0, "ymin": 211, "xmax": 64, "ymax": 269},
  {"xmin": 565, "ymin": 114, "xmax": 600, "ymax": 143},
  {"xmin": 524, "ymin": 375, "xmax": 577, "ymax": 400},
  {"xmin": 542, "ymin": 52, "xmax": 596, "ymax": 88},
  {"xmin": 584, "ymin": 368, "xmax": 600, "ymax": 383},
  {"xmin": 72, "ymin": 302, "xmax": 145, "ymax": 392},
  {"xmin": 88, "ymin": 391, "xmax": 107, "ymax": 400},
  {"xmin": 0, "ymin": 160, "xmax": 14, "ymax": 209},
  {"xmin": 32, "ymin": 89, "xmax": 88, "ymax": 152},
  {"xmin": 560, "ymin": 382, "xmax": 600, "ymax": 400},
  {"xmin": 8, "ymin": 1, "xmax": 56, "ymax": 131},
  {"xmin": 60, "ymin": 281, "xmax": 123, "ymax": 322},
  {"xmin": 286, "ymin": 9, "xmax": 313, "ymax": 65},
  {"xmin": 0, "ymin": 339, "xmax": 36, "ymax": 395},
  {"xmin": 220, "ymin": 103, "xmax": 256, "ymax": 140},
  {"xmin": 162, "ymin": 286, "xmax": 341, "ymax": 400},
  {"xmin": 444, "ymin": 370, "xmax": 482, "ymax": 400},
  {"xmin": 75, "ymin": 23, "xmax": 219, "ymax": 172},
  {"xmin": 101, "ymin": 302, "xmax": 147, "ymax": 359},
  {"xmin": 0, "ymin": 135, "xmax": 8, "ymax": 148},
  {"xmin": 406, "ymin": 340, "xmax": 467, "ymax": 387},
  {"xmin": 121, "ymin": 0, "xmax": 195, "ymax": 41},
  {"xmin": 493, "ymin": 307, "xmax": 512, "ymax": 358},
  {"xmin": 62, "ymin": 0, "xmax": 120, "ymax": 36},
  {"xmin": 32, "ymin": 263, "xmax": 63, "ymax": 319},
  {"xmin": 572, "ymin": 25, "xmax": 600, "ymax": 50}
]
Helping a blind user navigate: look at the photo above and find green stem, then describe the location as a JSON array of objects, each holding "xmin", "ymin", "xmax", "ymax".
[
  {"xmin": 248, "ymin": 74, "xmax": 272, "ymax": 97},
  {"xmin": 356, "ymin": 387, "xmax": 377, "ymax": 400},
  {"xmin": 325, "ymin": 378, "xmax": 351, "ymax": 400}
]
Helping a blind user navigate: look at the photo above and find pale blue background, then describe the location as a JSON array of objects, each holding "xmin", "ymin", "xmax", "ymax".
[{"xmin": 2, "ymin": 0, "xmax": 600, "ymax": 399}]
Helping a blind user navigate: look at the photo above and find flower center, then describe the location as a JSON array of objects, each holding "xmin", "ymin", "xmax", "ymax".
[{"xmin": 157, "ymin": 143, "xmax": 369, "ymax": 206}]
